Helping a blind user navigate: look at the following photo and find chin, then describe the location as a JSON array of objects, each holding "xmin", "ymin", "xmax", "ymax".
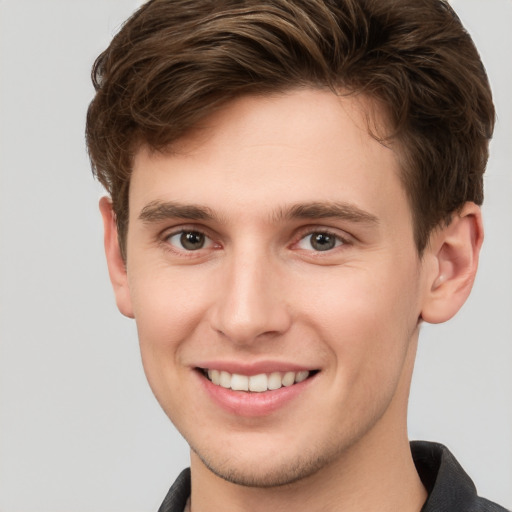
[{"xmin": 190, "ymin": 440, "xmax": 339, "ymax": 488}]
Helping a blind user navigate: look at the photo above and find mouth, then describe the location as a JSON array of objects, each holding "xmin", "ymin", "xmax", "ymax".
[{"xmin": 199, "ymin": 368, "xmax": 319, "ymax": 393}]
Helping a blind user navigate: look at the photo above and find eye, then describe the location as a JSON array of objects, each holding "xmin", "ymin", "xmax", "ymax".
[
  {"xmin": 297, "ymin": 231, "xmax": 344, "ymax": 252},
  {"xmin": 166, "ymin": 230, "xmax": 213, "ymax": 251}
]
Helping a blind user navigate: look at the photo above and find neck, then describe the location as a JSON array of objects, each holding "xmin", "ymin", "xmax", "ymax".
[{"xmin": 190, "ymin": 439, "xmax": 426, "ymax": 512}]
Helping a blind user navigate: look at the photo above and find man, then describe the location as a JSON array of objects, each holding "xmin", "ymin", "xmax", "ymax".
[{"xmin": 86, "ymin": 1, "xmax": 507, "ymax": 511}]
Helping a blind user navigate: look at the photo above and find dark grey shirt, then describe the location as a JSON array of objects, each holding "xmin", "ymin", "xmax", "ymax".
[{"xmin": 157, "ymin": 441, "xmax": 509, "ymax": 512}]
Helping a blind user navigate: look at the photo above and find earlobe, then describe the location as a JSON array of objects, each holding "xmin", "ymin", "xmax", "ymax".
[
  {"xmin": 99, "ymin": 197, "xmax": 134, "ymax": 318},
  {"xmin": 420, "ymin": 202, "xmax": 483, "ymax": 324}
]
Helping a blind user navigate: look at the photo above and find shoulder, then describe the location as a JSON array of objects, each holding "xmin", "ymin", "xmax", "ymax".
[
  {"xmin": 411, "ymin": 441, "xmax": 509, "ymax": 512},
  {"xmin": 158, "ymin": 468, "xmax": 191, "ymax": 512}
]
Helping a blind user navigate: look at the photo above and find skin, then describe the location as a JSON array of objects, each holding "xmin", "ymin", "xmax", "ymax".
[{"xmin": 101, "ymin": 88, "xmax": 483, "ymax": 512}]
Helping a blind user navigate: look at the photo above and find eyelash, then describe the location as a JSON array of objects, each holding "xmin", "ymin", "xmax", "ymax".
[{"xmin": 160, "ymin": 226, "xmax": 350, "ymax": 256}]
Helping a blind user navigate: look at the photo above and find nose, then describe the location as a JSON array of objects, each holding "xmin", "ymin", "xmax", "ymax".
[{"xmin": 209, "ymin": 249, "xmax": 292, "ymax": 345}]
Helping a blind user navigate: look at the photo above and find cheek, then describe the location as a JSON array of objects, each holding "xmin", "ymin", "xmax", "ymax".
[
  {"xmin": 298, "ymin": 260, "xmax": 421, "ymax": 374},
  {"xmin": 129, "ymin": 262, "xmax": 209, "ymax": 333},
  {"xmin": 127, "ymin": 267, "xmax": 211, "ymax": 386},
  {"xmin": 302, "ymin": 268, "xmax": 420, "ymax": 433},
  {"xmin": 128, "ymin": 273, "xmax": 206, "ymax": 419}
]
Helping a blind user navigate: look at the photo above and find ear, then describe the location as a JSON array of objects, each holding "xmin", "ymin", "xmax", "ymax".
[
  {"xmin": 420, "ymin": 202, "xmax": 483, "ymax": 324},
  {"xmin": 99, "ymin": 197, "xmax": 134, "ymax": 318}
]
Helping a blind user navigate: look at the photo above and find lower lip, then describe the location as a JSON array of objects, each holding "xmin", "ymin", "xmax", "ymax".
[{"xmin": 197, "ymin": 371, "xmax": 316, "ymax": 417}]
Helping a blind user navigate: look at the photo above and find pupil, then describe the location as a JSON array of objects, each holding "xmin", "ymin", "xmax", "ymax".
[
  {"xmin": 181, "ymin": 231, "xmax": 205, "ymax": 250},
  {"xmin": 311, "ymin": 233, "xmax": 335, "ymax": 251}
]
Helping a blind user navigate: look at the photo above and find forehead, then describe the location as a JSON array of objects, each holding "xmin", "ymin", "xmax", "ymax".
[{"xmin": 129, "ymin": 88, "xmax": 408, "ymax": 225}]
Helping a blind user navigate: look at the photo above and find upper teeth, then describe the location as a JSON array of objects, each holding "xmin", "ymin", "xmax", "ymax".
[{"xmin": 207, "ymin": 369, "xmax": 310, "ymax": 392}]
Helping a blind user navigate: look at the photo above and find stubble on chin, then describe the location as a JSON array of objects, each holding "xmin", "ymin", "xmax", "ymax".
[{"xmin": 189, "ymin": 440, "xmax": 346, "ymax": 489}]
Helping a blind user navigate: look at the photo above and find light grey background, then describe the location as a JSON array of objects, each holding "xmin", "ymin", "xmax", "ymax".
[{"xmin": 0, "ymin": 1, "xmax": 510, "ymax": 511}]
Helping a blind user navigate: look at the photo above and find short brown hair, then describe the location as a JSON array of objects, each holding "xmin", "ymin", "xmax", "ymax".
[{"xmin": 86, "ymin": 0, "xmax": 495, "ymax": 258}]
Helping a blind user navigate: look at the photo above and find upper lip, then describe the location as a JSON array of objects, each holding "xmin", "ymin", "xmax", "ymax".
[{"xmin": 194, "ymin": 360, "xmax": 318, "ymax": 376}]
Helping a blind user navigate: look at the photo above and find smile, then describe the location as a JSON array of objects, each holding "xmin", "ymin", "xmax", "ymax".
[{"xmin": 202, "ymin": 369, "xmax": 313, "ymax": 392}]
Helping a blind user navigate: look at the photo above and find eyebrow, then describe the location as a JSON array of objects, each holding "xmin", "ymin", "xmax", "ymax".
[
  {"xmin": 139, "ymin": 201, "xmax": 218, "ymax": 223},
  {"xmin": 138, "ymin": 200, "xmax": 378, "ymax": 226},
  {"xmin": 274, "ymin": 202, "xmax": 379, "ymax": 225}
]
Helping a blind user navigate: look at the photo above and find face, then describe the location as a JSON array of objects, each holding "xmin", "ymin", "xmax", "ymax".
[{"xmin": 117, "ymin": 89, "xmax": 432, "ymax": 486}]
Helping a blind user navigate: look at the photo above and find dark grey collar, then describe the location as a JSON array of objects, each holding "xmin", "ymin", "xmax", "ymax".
[{"xmin": 157, "ymin": 442, "xmax": 509, "ymax": 512}]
